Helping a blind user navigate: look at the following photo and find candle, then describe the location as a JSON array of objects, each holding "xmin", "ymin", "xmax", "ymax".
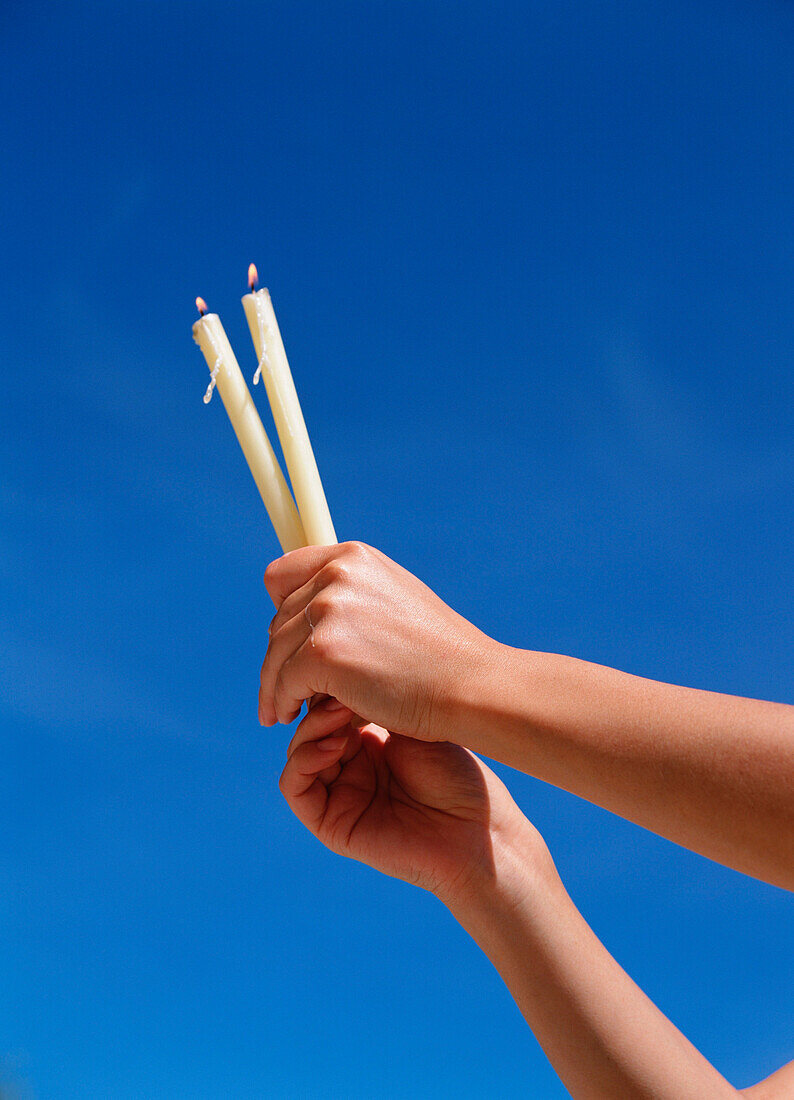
[
  {"xmin": 242, "ymin": 266, "xmax": 337, "ymax": 546},
  {"xmin": 192, "ymin": 298, "xmax": 306, "ymax": 553}
]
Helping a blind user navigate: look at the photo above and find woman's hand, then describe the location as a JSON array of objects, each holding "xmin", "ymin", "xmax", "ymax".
[
  {"xmin": 259, "ymin": 542, "xmax": 496, "ymax": 740},
  {"xmin": 278, "ymin": 697, "xmax": 543, "ymax": 906},
  {"xmin": 263, "ymin": 541, "xmax": 794, "ymax": 890},
  {"xmin": 278, "ymin": 709, "xmax": 757, "ymax": 1100}
]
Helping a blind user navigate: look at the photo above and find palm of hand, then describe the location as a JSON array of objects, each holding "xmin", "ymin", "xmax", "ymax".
[{"xmin": 281, "ymin": 717, "xmax": 502, "ymax": 900}]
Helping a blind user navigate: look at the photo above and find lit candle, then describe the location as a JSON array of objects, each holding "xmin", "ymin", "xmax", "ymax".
[
  {"xmin": 192, "ymin": 298, "xmax": 306, "ymax": 553},
  {"xmin": 242, "ymin": 265, "xmax": 337, "ymax": 546}
]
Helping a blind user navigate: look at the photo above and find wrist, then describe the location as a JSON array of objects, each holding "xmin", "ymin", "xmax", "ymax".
[
  {"xmin": 448, "ymin": 644, "xmax": 598, "ymax": 784},
  {"xmin": 439, "ymin": 811, "xmax": 562, "ymax": 936},
  {"xmin": 445, "ymin": 636, "xmax": 534, "ymax": 755}
]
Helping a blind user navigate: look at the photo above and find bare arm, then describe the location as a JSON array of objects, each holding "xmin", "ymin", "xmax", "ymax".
[
  {"xmin": 458, "ymin": 646, "xmax": 794, "ymax": 890},
  {"xmin": 260, "ymin": 543, "xmax": 794, "ymax": 889},
  {"xmin": 448, "ymin": 818, "xmax": 741, "ymax": 1100},
  {"xmin": 275, "ymin": 703, "xmax": 755, "ymax": 1098}
]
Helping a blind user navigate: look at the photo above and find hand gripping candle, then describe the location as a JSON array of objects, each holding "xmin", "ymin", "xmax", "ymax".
[
  {"xmin": 192, "ymin": 298, "xmax": 306, "ymax": 553},
  {"xmin": 242, "ymin": 266, "xmax": 337, "ymax": 546}
]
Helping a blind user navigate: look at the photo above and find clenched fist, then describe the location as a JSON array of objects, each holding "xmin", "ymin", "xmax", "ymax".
[{"xmin": 259, "ymin": 541, "xmax": 497, "ymax": 740}]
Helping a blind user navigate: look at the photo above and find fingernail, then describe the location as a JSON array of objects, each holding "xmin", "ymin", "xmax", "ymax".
[{"xmin": 318, "ymin": 734, "xmax": 348, "ymax": 752}]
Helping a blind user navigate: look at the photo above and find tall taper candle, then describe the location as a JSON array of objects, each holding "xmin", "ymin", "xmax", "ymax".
[
  {"xmin": 242, "ymin": 267, "xmax": 337, "ymax": 546},
  {"xmin": 193, "ymin": 299, "xmax": 306, "ymax": 553}
]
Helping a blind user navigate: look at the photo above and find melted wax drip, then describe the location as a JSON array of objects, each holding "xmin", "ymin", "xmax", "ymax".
[
  {"xmin": 203, "ymin": 358, "xmax": 221, "ymax": 403},
  {"xmin": 253, "ymin": 298, "xmax": 268, "ymax": 386}
]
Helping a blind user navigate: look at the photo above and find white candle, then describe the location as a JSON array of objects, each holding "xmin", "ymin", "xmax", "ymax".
[
  {"xmin": 192, "ymin": 299, "xmax": 306, "ymax": 553},
  {"xmin": 242, "ymin": 266, "xmax": 336, "ymax": 546}
]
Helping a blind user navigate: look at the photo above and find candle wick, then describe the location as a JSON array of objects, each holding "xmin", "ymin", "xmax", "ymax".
[{"xmin": 203, "ymin": 358, "xmax": 221, "ymax": 404}]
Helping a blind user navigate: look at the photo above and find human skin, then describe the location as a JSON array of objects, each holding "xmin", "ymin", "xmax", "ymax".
[
  {"xmin": 279, "ymin": 702, "xmax": 762, "ymax": 1098},
  {"xmin": 259, "ymin": 542, "xmax": 794, "ymax": 891},
  {"xmin": 261, "ymin": 541, "xmax": 794, "ymax": 1096}
]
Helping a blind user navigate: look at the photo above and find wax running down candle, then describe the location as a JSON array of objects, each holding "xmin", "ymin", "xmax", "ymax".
[
  {"xmin": 192, "ymin": 299, "xmax": 306, "ymax": 553},
  {"xmin": 242, "ymin": 266, "xmax": 337, "ymax": 547}
]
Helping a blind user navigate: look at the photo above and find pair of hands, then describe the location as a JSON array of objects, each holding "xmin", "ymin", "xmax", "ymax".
[
  {"xmin": 259, "ymin": 542, "xmax": 542, "ymax": 906},
  {"xmin": 262, "ymin": 544, "xmax": 794, "ymax": 1098}
]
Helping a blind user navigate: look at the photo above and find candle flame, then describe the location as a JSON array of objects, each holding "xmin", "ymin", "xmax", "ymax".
[
  {"xmin": 195, "ymin": 296, "xmax": 208, "ymax": 316},
  {"xmin": 248, "ymin": 263, "xmax": 258, "ymax": 291}
]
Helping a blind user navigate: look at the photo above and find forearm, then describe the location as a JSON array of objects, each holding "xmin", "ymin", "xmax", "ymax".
[
  {"xmin": 445, "ymin": 824, "xmax": 739, "ymax": 1100},
  {"xmin": 458, "ymin": 645, "xmax": 794, "ymax": 888}
]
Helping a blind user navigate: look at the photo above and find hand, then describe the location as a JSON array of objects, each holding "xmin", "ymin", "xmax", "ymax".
[
  {"xmin": 259, "ymin": 542, "xmax": 496, "ymax": 739},
  {"xmin": 278, "ymin": 697, "xmax": 543, "ymax": 905}
]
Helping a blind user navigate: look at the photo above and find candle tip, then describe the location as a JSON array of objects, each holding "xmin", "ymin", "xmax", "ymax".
[
  {"xmin": 248, "ymin": 263, "xmax": 258, "ymax": 291},
  {"xmin": 195, "ymin": 296, "xmax": 208, "ymax": 317}
]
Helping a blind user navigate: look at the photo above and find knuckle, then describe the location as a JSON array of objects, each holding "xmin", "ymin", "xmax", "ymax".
[
  {"xmin": 264, "ymin": 629, "xmax": 280, "ymax": 661},
  {"xmin": 269, "ymin": 614, "xmax": 288, "ymax": 642},
  {"xmin": 310, "ymin": 590, "xmax": 333, "ymax": 618},
  {"xmin": 323, "ymin": 558, "xmax": 350, "ymax": 585},
  {"xmin": 343, "ymin": 540, "xmax": 368, "ymax": 559}
]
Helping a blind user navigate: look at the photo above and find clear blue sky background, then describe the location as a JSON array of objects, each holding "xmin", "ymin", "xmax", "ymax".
[{"xmin": 1, "ymin": 1, "xmax": 792, "ymax": 1096}]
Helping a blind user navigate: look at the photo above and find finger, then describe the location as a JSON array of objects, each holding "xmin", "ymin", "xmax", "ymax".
[
  {"xmin": 264, "ymin": 545, "xmax": 343, "ymax": 607},
  {"xmin": 288, "ymin": 701, "xmax": 361, "ymax": 787},
  {"xmin": 287, "ymin": 698, "xmax": 356, "ymax": 758},
  {"xmin": 273, "ymin": 638, "xmax": 325, "ymax": 726},
  {"xmin": 259, "ymin": 608, "xmax": 311, "ymax": 726},
  {"xmin": 279, "ymin": 735, "xmax": 349, "ymax": 833},
  {"xmin": 268, "ymin": 566, "xmax": 328, "ymax": 640}
]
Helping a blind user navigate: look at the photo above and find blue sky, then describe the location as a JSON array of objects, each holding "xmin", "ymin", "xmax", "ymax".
[{"xmin": 1, "ymin": 1, "xmax": 793, "ymax": 1095}]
